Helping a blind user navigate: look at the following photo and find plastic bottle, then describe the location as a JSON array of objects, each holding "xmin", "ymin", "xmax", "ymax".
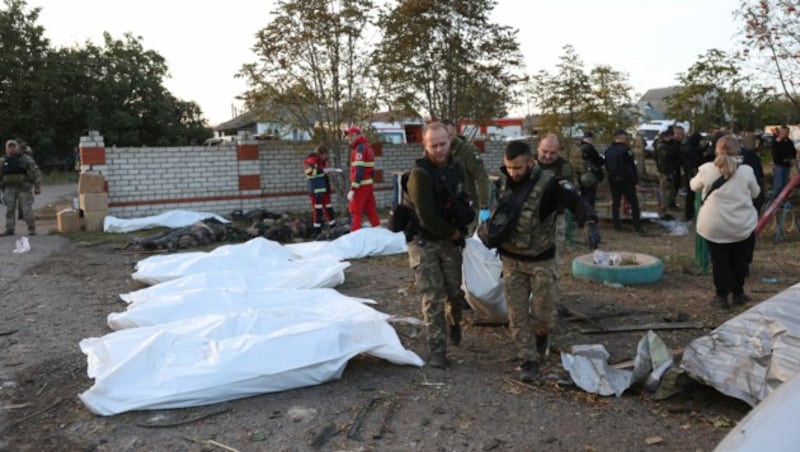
[{"xmin": 761, "ymin": 277, "xmax": 778, "ymax": 283}]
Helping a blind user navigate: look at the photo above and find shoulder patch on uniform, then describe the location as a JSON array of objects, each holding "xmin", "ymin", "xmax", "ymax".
[{"xmin": 559, "ymin": 179, "xmax": 575, "ymax": 191}]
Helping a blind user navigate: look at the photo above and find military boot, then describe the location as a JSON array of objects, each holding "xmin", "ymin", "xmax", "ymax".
[
  {"xmin": 428, "ymin": 351, "xmax": 450, "ymax": 369},
  {"xmin": 535, "ymin": 334, "xmax": 549, "ymax": 358},
  {"xmin": 519, "ymin": 360, "xmax": 540, "ymax": 383},
  {"xmin": 448, "ymin": 323, "xmax": 461, "ymax": 347}
]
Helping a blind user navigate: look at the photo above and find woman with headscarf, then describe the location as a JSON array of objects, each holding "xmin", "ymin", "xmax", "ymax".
[{"xmin": 690, "ymin": 135, "xmax": 760, "ymax": 309}]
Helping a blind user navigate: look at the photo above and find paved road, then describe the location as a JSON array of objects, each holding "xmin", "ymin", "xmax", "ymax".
[
  {"xmin": 0, "ymin": 184, "xmax": 76, "ymax": 277},
  {"xmin": 35, "ymin": 183, "xmax": 78, "ymax": 210}
]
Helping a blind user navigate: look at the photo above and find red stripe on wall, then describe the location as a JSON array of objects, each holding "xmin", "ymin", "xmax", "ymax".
[
  {"xmin": 237, "ymin": 144, "xmax": 260, "ymax": 160},
  {"xmin": 80, "ymin": 147, "xmax": 106, "ymax": 165},
  {"xmin": 238, "ymin": 174, "xmax": 261, "ymax": 190}
]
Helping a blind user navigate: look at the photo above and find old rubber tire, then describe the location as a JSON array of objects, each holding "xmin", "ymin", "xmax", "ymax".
[{"xmin": 571, "ymin": 252, "xmax": 663, "ymax": 285}]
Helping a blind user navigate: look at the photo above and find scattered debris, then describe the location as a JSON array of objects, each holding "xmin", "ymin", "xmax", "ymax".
[
  {"xmin": 135, "ymin": 408, "xmax": 232, "ymax": 428},
  {"xmin": 309, "ymin": 422, "xmax": 339, "ymax": 449},
  {"xmin": 183, "ymin": 436, "xmax": 240, "ymax": 452},
  {"xmin": 0, "ymin": 397, "xmax": 64, "ymax": 435},
  {"xmin": 347, "ymin": 397, "xmax": 381, "ymax": 440},
  {"xmin": 372, "ymin": 399, "xmax": 397, "ymax": 439},
  {"xmin": 645, "ymin": 435, "xmax": 664, "ymax": 445},
  {"xmin": 580, "ymin": 321, "xmax": 706, "ymax": 335}
]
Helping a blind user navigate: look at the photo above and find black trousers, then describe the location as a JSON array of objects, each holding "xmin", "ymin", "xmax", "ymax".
[
  {"xmin": 608, "ymin": 177, "xmax": 641, "ymax": 228},
  {"xmin": 706, "ymin": 232, "xmax": 755, "ymax": 298},
  {"xmin": 580, "ymin": 187, "xmax": 597, "ymax": 210}
]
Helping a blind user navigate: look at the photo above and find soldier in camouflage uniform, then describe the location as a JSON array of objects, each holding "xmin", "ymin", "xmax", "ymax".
[
  {"xmin": 495, "ymin": 139, "xmax": 600, "ymax": 382},
  {"xmin": 534, "ymin": 133, "xmax": 576, "ymax": 264},
  {"xmin": 654, "ymin": 127, "xmax": 681, "ymax": 218},
  {"xmin": 405, "ymin": 122, "xmax": 473, "ymax": 369},
  {"xmin": 443, "ymin": 120, "xmax": 490, "ymax": 233},
  {"xmin": 633, "ymin": 133, "xmax": 647, "ymax": 178},
  {"xmin": 1, "ymin": 139, "xmax": 42, "ymax": 236}
]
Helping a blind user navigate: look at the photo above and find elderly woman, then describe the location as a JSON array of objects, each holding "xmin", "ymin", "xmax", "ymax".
[{"xmin": 690, "ymin": 135, "xmax": 760, "ymax": 309}]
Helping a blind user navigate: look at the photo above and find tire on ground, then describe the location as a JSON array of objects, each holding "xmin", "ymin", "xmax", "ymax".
[{"xmin": 571, "ymin": 252, "xmax": 663, "ymax": 285}]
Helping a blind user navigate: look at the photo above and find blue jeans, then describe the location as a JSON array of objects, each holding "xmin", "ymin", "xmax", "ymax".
[{"xmin": 773, "ymin": 165, "xmax": 791, "ymax": 200}]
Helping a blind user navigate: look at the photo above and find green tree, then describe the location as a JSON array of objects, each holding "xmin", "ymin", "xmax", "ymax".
[
  {"xmin": 372, "ymin": 0, "xmax": 524, "ymax": 124},
  {"xmin": 240, "ymin": 0, "xmax": 375, "ymax": 160},
  {"xmin": 736, "ymin": 0, "xmax": 800, "ymax": 113},
  {"xmin": 0, "ymin": 0, "xmax": 53, "ymax": 160},
  {"xmin": 239, "ymin": 0, "xmax": 376, "ymax": 213},
  {"xmin": 528, "ymin": 45, "xmax": 592, "ymax": 141},
  {"xmin": 0, "ymin": 0, "xmax": 212, "ymax": 167},
  {"xmin": 665, "ymin": 48, "xmax": 769, "ymax": 132},
  {"xmin": 70, "ymin": 32, "xmax": 211, "ymax": 147},
  {"xmin": 584, "ymin": 65, "xmax": 636, "ymax": 140}
]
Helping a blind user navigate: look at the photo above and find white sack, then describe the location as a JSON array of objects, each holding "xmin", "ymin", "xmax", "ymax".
[
  {"xmin": 120, "ymin": 262, "xmax": 349, "ymax": 304},
  {"xmin": 80, "ymin": 303, "xmax": 424, "ymax": 416},
  {"xmin": 715, "ymin": 371, "xmax": 800, "ymax": 452},
  {"xmin": 287, "ymin": 228, "xmax": 407, "ymax": 260},
  {"xmin": 131, "ymin": 237, "xmax": 301, "ymax": 285},
  {"xmin": 104, "ymin": 210, "xmax": 229, "ymax": 233},
  {"xmin": 681, "ymin": 282, "xmax": 800, "ymax": 406},
  {"xmin": 109, "ymin": 288, "xmax": 376, "ymax": 330},
  {"xmin": 461, "ymin": 237, "xmax": 507, "ymax": 324}
]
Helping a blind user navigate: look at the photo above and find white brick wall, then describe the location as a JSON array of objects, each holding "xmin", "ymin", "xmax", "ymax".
[{"xmin": 89, "ymin": 137, "xmax": 507, "ymax": 219}]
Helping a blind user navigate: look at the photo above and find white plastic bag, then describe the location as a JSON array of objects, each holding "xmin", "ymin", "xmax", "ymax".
[
  {"xmin": 462, "ymin": 237, "xmax": 507, "ymax": 324},
  {"xmin": 13, "ymin": 236, "xmax": 30, "ymax": 254}
]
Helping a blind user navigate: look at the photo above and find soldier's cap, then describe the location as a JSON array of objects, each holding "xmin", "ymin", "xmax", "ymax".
[
  {"xmin": 345, "ymin": 127, "xmax": 361, "ymax": 136},
  {"xmin": 583, "ymin": 131, "xmax": 594, "ymax": 138},
  {"xmin": 5, "ymin": 139, "xmax": 18, "ymax": 148},
  {"xmin": 613, "ymin": 129, "xmax": 628, "ymax": 137}
]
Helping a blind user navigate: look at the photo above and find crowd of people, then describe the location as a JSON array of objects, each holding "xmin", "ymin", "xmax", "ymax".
[{"xmin": 300, "ymin": 122, "xmax": 795, "ymax": 381}]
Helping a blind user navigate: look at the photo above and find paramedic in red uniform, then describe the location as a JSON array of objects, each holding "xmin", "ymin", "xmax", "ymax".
[
  {"xmin": 304, "ymin": 144, "xmax": 338, "ymax": 236},
  {"xmin": 346, "ymin": 127, "xmax": 381, "ymax": 231}
]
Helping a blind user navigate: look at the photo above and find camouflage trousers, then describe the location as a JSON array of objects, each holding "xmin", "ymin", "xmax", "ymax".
[
  {"xmin": 554, "ymin": 213, "xmax": 566, "ymax": 268},
  {"xmin": 407, "ymin": 238, "xmax": 465, "ymax": 355},
  {"xmin": 3, "ymin": 185, "xmax": 34, "ymax": 233},
  {"xmin": 501, "ymin": 256, "xmax": 559, "ymax": 362},
  {"xmin": 658, "ymin": 173, "xmax": 676, "ymax": 212}
]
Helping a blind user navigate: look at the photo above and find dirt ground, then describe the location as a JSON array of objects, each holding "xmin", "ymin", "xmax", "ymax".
[{"xmin": 1, "ymin": 188, "xmax": 798, "ymax": 452}]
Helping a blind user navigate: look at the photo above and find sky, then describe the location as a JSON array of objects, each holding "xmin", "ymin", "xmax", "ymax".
[{"xmin": 28, "ymin": 0, "xmax": 742, "ymax": 126}]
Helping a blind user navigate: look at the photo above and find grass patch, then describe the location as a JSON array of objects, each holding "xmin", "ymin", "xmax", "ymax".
[{"xmin": 42, "ymin": 171, "xmax": 78, "ymax": 185}]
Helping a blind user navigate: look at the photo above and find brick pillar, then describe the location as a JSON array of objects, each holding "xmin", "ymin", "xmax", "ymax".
[
  {"xmin": 79, "ymin": 130, "xmax": 107, "ymax": 174},
  {"xmin": 235, "ymin": 131, "xmax": 261, "ymax": 194}
]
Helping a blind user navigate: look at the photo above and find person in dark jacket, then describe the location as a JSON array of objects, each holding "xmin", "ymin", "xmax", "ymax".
[
  {"xmin": 405, "ymin": 121, "xmax": 472, "ymax": 369},
  {"xmin": 654, "ymin": 126, "xmax": 681, "ymax": 217},
  {"xmin": 678, "ymin": 127, "xmax": 702, "ymax": 221},
  {"xmin": 604, "ymin": 129, "xmax": 644, "ymax": 234},
  {"xmin": 770, "ymin": 125, "xmax": 796, "ymax": 204},
  {"xmin": 491, "ymin": 138, "xmax": 600, "ymax": 382},
  {"xmin": 577, "ymin": 131, "xmax": 605, "ymax": 209}
]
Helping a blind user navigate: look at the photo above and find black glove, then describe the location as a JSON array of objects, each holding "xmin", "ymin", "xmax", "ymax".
[{"xmin": 585, "ymin": 222, "xmax": 601, "ymax": 250}]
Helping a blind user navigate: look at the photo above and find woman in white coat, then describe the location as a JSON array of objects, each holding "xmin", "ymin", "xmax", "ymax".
[{"xmin": 690, "ymin": 135, "xmax": 760, "ymax": 309}]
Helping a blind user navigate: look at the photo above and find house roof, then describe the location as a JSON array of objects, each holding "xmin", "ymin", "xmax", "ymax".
[
  {"xmin": 638, "ymin": 86, "xmax": 679, "ymax": 116},
  {"xmin": 369, "ymin": 110, "xmax": 423, "ymax": 123},
  {"xmin": 214, "ymin": 106, "xmax": 318, "ymax": 133}
]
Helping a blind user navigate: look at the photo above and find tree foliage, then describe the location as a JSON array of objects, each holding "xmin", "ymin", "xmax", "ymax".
[
  {"xmin": 0, "ymin": 0, "xmax": 212, "ymax": 169},
  {"xmin": 239, "ymin": 0, "xmax": 375, "ymax": 157},
  {"xmin": 736, "ymin": 0, "xmax": 800, "ymax": 113},
  {"xmin": 372, "ymin": 0, "xmax": 525, "ymax": 123},
  {"xmin": 665, "ymin": 48, "xmax": 771, "ymax": 132},
  {"xmin": 528, "ymin": 45, "xmax": 635, "ymax": 143}
]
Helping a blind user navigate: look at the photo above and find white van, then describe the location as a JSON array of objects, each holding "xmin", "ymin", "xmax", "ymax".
[{"xmin": 636, "ymin": 119, "xmax": 691, "ymax": 155}]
